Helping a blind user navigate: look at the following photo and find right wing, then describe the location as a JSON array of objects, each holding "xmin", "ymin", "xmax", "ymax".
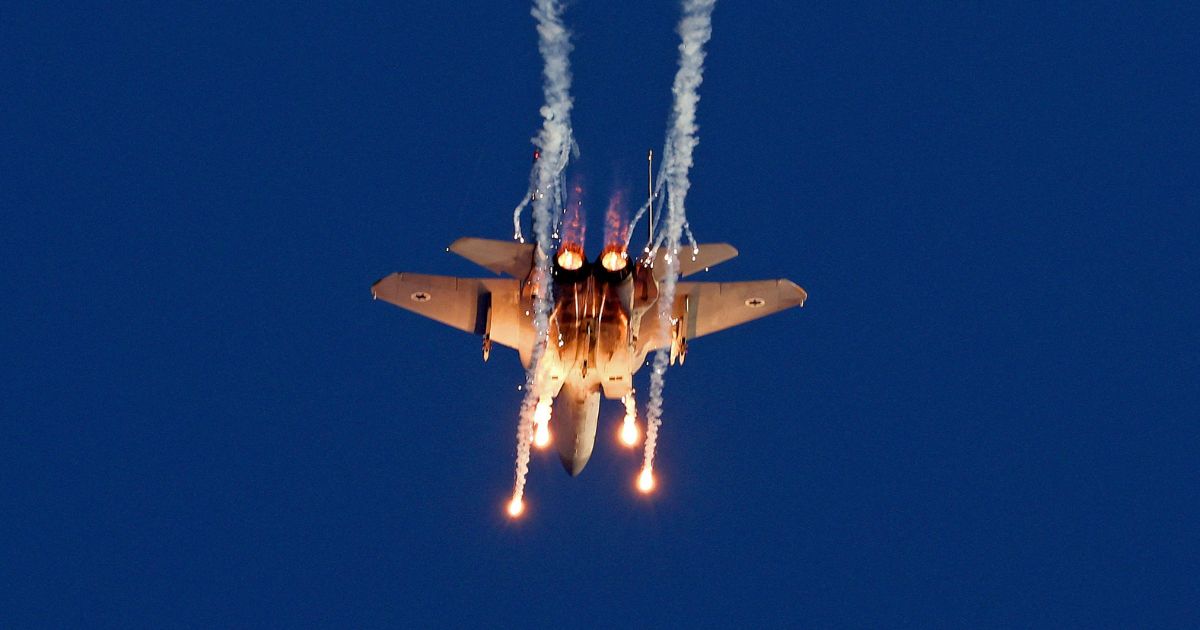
[
  {"xmin": 448, "ymin": 237, "xmax": 535, "ymax": 278},
  {"xmin": 676, "ymin": 279, "xmax": 807, "ymax": 340},
  {"xmin": 371, "ymin": 273, "xmax": 524, "ymax": 349}
]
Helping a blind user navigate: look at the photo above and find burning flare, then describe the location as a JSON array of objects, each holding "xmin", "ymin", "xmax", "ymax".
[
  {"xmin": 556, "ymin": 242, "xmax": 585, "ymax": 271},
  {"xmin": 507, "ymin": 496, "xmax": 525, "ymax": 518},
  {"xmin": 637, "ymin": 466, "xmax": 656, "ymax": 494},
  {"xmin": 620, "ymin": 418, "xmax": 639, "ymax": 447},
  {"xmin": 534, "ymin": 423, "xmax": 550, "ymax": 448},
  {"xmin": 533, "ymin": 396, "xmax": 553, "ymax": 448},
  {"xmin": 619, "ymin": 392, "xmax": 640, "ymax": 447},
  {"xmin": 637, "ymin": 0, "xmax": 718, "ymax": 496}
]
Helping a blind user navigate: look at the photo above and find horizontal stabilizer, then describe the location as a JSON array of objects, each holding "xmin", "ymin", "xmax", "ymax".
[
  {"xmin": 449, "ymin": 237, "xmax": 535, "ymax": 278},
  {"xmin": 649, "ymin": 243, "xmax": 738, "ymax": 280}
]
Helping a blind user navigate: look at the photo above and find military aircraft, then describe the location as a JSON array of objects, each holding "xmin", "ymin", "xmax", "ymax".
[{"xmin": 371, "ymin": 237, "xmax": 806, "ymax": 476}]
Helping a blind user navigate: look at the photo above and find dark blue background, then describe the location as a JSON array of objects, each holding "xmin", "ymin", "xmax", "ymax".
[{"xmin": 3, "ymin": 2, "xmax": 1197, "ymax": 627}]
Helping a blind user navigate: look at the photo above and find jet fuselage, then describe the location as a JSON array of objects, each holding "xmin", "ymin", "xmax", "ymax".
[
  {"xmin": 371, "ymin": 235, "xmax": 807, "ymax": 478},
  {"xmin": 531, "ymin": 246, "xmax": 657, "ymax": 474}
]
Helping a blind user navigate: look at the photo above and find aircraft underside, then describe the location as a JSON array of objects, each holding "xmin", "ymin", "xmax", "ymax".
[{"xmin": 371, "ymin": 236, "xmax": 806, "ymax": 477}]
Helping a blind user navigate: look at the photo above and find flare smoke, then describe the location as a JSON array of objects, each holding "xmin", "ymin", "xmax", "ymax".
[
  {"xmin": 511, "ymin": 0, "xmax": 577, "ymax": 510},
  {"xmin": 642, "ymin": 0, "xmax": 717, "ymax": 478}
]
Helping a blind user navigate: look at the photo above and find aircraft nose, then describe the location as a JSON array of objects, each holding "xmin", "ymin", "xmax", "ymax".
[{"xmin": 559, "ymin": 452, "xmax": 591, "ymax": 477}]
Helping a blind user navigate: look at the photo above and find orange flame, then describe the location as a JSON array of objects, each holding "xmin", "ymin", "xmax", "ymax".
[
  {"xmin": 620, "ymin": 418, "xmax": 639, "ymax": 447},
  {"xmin": 603, "ymin": 189, "xmax": 629, "ymax": 247},
  {"xmin": 600, "ymin": 244, "xmax": 628, "ymax": 272},
  {"xmin": 507, "ymin": 496, "xmax": 525, "ymax": 518},
  {"xmin": 560, "ymin": 180, "xmax": 586, "ymax": 251},
  {"xmin": 556, "ymin": 242, "xmax": 585, "ymax": 271},
  {"xmin": 637, "ymin": 466, "xmax": 655, "ymax": 494}
]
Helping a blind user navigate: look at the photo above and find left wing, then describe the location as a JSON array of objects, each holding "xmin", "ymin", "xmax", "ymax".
[
  {"xmin": 371, "ymin": 273, "xmax": 523, "ymax": 349},
  {"xmin": 676, "ymin": 279, "xmax": 807, "ymax": 340}
]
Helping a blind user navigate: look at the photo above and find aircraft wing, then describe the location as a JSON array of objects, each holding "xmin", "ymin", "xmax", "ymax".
[
  {"xmin": 448, "ymin": 237, "xmax": 535, "ymax": 278},
  {"xmin": 677, "ymin": 279, "xmax": 807, "ymax": 339},
  {"xmin": 371, "ymin": 273, "xmax": 523, "ymax": 349}
]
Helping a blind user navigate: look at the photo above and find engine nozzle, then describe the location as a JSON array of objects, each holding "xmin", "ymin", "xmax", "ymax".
[
  {"xmin": 599, "ymin": 244, "xmax": 629, "ymax": 273},
  {"xmin": 556, "ymin": 243, "xmax": 585, "ymax": 271}
]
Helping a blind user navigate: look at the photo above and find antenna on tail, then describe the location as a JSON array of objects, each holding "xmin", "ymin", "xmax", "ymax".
[{"xmin": 647, "ymin": 149, "xmax": 654, "ymax": 246}]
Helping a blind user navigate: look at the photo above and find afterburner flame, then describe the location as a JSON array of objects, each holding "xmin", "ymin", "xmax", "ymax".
[
  {"xmin": 556, "ymin": 243, "xmax": 585, "ymax": 271},
  {"xmin": 603, "ymin": 189, "xmax": 630, "ymax": 248},
  {"xmin": 507, "ymin": 496, "xmax": 525, "ymax": 518},
  {"xmin": 559, "ymin": 180, "xmax": 587, "ymax": 255},
  {"xmin": 600, "ymin": 244, "xmax": 629, "ymax": 272},
  {"xmin": 637, "ymin": 467, "xmax": 655, "ymax": 493}
]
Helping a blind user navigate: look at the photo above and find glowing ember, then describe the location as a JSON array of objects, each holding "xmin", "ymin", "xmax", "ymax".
[
  {"xmin": 620, "ymin": 419, "xmax": 639, "ymax": 447},
  {"xmin": 507, "ymin": 496, "xmax": 525, "ymax": 518},
  {"xmin": 600, "ymin": 245, "xmax": 628, "ymax": 272},
  {"xmin": 637, "ymin": 467, "xmax": 655, "ymax": 493},
  {"xmin": 556, "ymin": 243, "xmax": 584, "ymax": 270}
]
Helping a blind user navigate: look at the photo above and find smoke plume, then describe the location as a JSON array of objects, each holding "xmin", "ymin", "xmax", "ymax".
[
  {"xmin": 641, "ymin": 0, "xmax": 717, "ymax": 483},
  {"xmin": 510, "ymin": 0, "xmax": 578, "ymax": 514}
]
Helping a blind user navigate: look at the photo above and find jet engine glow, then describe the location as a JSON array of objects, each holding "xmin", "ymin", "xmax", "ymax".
[
  {"xmin": 371, "ymin": 0, "xmax": 806, "ymax": 520},
  {"xmin": 372, "ymin": 234, "xmax": 806, "ymax": 516},
  {"xmin": 556, "ymin": 243, "xmax": 585, "ymax": 271},
  {"xmin": 600, "ymin": 244, "xmax": 629, "ymax": 273}
]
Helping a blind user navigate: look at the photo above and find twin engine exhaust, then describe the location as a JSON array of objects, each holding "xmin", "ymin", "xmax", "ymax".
[{"xmin": 553, "ymin": 243, "xmax": 633, "ymax": 281}]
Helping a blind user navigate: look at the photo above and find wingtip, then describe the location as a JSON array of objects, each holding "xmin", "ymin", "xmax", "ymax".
[
  {"xmin": 780, "ymin": 279, "xmax": 808, "ymax": 306},
  {"xmin": 701, "ymin": 242, "xmax": 739, "ymax": 261},
  {"xmin": 371, "ymin": 273, "xmax": 407, "ymax": 300}
]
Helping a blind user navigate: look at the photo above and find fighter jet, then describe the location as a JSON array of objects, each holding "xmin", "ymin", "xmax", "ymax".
[{"xmin": 371, "ymin": 238, "xmax": 806, "ymax": 475}]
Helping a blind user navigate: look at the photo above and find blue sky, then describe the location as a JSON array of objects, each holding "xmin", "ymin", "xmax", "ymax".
[{"xmin": 3, "ymin": 2, "xmax": 1197, "ymax": 627}]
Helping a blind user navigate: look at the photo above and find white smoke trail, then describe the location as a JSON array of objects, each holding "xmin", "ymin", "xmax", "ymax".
[
  {"xmin": 510, "ymin": 0, "xmax": 577, "ymax": 513},
  {"xmin": 641, "ymin": 0, "xmax": 717, "ymax": 483},
  {"xmin": 682, "ymin": 221, "xmax": 699, "ymax": 255},
  {"xmin": 619, "ymin": 389, "xmax": 640, "ymax": 446},
  {"xmin": 512, "ymin": 174, "xmax": 535, "ymax": 241}
]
